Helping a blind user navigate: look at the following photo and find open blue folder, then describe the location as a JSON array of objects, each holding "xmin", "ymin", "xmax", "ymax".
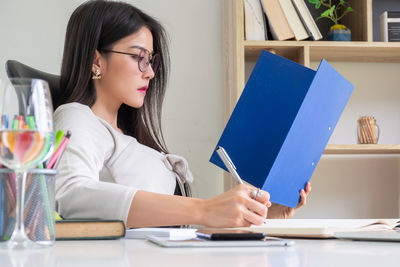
[{"xmin": 210, "ymin": 50, "xmax": 354, "ymax": 208}]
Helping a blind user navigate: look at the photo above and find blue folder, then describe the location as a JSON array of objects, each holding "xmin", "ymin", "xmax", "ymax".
[{"xmin": 210, "ymin": 50, "xmax": 354, "ymax": 208}]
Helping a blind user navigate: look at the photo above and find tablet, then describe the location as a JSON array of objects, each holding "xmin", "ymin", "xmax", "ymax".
[{"xmin": 146, "ymin": 235, "xmax": 294, "ymax": 248}]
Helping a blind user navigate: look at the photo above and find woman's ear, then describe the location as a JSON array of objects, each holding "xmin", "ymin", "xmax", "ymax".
[
  {"xmin": 92, "ymin": 50, "xmax": 104, "ymax": 80},
  {"xmin": 92, "ymin": 50, "xmax": 103, "ymax": 74}
]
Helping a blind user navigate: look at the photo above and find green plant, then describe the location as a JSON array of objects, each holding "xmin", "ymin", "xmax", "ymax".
[{"xmin": 307, "ymin": 0, "xmax": 354, "ymax": 26}]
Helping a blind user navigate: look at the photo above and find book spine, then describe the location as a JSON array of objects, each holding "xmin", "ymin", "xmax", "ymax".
[
  {"xmin": 294, "ymin": 0, "xmax": 322, "ymax": 40},
  {"xmin": 292, "ymin": 0, "xmax": 312, "ymax": 38},
  {"xmin": 260, "ymin": 0, "xmax": 294, "ymax": 41},
  {"xmin": 380, "ymin": 11, "xmax": 400, "ymax": 42},
  {"xmin": 387, "ymin": 11, "xmax": 400, "ymax": 18},
  {"xmin": 244, "ymin": 0, "xmax": 266, "ymax": 41},
  {"xmin": 259, "ymin": 0, "xmax": 269, "ymax": 40},
  {"xmin": 380, "ymin": 12, "xmax": 388, "ymax": 41},
  {"xmin": 279, "ymin": 0, "xmax": 309, "ymax": 40},
  {"xmin": 388, "ymin": 22, "xmax": 400, "ymax": 42}
]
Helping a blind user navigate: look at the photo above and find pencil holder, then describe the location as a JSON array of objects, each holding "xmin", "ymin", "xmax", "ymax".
[
  {"xmin": 357, "ymin": 116, "xmax": 379, "ymax": 144},
  {"xmin": 0, "ymin": 169, "xmax": 57, "ymax": 247}
]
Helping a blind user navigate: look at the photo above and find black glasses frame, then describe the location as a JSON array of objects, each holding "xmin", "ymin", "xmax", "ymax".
[{"xmin": 101, "ymin": 49, "xmax": 160, "ymax": 74}]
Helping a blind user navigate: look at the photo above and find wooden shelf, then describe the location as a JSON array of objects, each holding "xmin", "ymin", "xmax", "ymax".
[
  {"xmin": 222, "ymin": 0, "xmax": 400, "ymax": 190},
  {"xmin": 245, "ymin": 41, "xmax": 400, "ymax": 65},
  {"xmin": 324, "ymin": 144, "xmax": 400, "ymax": 154}
]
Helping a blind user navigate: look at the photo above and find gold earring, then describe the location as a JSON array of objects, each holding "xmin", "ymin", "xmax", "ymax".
[{"xmin": 92, "ymin": 69, "xmax": 101, "ymax": 80}]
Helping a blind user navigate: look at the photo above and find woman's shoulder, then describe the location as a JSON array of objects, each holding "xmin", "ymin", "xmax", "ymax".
[
  {"xmin": 54, "ymin": 102, "xmax": 93, "ymax": 117},
  {"xmin": 54, "ymin": 102, "xmax": 102, "ymax": 132},
  {"xmin": 54, "ymin": 102, "xmax": 98, "ymax": 122}
]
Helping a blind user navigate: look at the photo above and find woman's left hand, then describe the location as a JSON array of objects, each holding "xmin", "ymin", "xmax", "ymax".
[{"xmin": 267, "ymin": 182, "xmax": 311, "ymax": 219}]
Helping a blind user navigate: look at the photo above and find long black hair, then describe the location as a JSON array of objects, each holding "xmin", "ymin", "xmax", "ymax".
[{"xmin": 60, "ymin": 0, "xmax": 170, "ymax": 153}]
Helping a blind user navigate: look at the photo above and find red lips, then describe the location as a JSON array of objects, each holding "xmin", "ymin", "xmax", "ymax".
[{"xmin": 138, "ymin": 85, "xmax": 148, "ymax": 92}]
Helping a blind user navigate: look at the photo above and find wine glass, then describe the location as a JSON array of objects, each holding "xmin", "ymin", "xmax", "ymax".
[{"xmin": 0, "ymin": 78, "xmax": 54, "ymax": 249}]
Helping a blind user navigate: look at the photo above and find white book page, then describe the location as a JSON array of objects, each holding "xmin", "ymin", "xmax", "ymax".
[{"xmin": 252, "ymin": 219, "xmax": 400, "ymax": 230}]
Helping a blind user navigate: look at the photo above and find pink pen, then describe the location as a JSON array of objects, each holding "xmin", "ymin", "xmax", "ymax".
[{"xmin": 46, "ymin": 131, "xmax": 71, "ymax": 169}]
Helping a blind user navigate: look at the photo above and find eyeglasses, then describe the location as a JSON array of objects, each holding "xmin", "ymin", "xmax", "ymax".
[{"xmin": 101, "ymin": 48, "xmax": 160, "ymax": 74}]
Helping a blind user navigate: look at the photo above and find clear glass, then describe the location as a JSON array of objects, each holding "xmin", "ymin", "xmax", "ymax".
[
  {"xmin": 0, "ymin": 78, "xmax": 54, "ymax": 249},
  {"xmin": 357, "ymin": 116, "xmax": 379, "ymax": 144}
]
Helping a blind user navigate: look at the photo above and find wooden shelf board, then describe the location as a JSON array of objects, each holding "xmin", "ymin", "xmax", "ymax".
[
  {"xmin": 245, "ymin": 41, "xmax": 304, "ymax": 62},
  {"xmin": 324, "ymin": 144, "xmax": 400, "ymax": 154},
  {"xmin": 244, "ymin": 41, "xmax": 400, "ymax": 63}
]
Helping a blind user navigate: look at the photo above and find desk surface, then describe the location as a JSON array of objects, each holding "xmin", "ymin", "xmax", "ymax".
[{"xmin": 1, "ymin": 238, "xmax": 400, "ymax": 267}]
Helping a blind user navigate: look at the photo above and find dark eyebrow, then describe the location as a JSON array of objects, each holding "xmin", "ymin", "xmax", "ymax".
[{"xmin": 128, "ymin": 45, "xmax": 154, "ymax": 55}]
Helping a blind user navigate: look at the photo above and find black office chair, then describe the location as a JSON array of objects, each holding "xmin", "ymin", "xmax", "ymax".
[{"xmin": 5, "ymin": 60, "xmax": 62, "ymax": 109}]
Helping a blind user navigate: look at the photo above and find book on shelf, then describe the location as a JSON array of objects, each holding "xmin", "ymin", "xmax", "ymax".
[
  {"xmin": 234, "ymin": 219, "xmax": 400, "ymax": 238},
  {"xmin": 55, "ymin": 219, "xmax": 125, "ymax": 240},
  {"xmin": 244, "ymin": 0, "xmax": 267, "ymax": 40},
  {"xmin": 291, "ymin": 0, "xmax": 322, "ymax": 41},
  {"xmin": 260, "ymin": 0, "xmax": 294, "ymax": 41},
  {"xmin": 261, "ymin": 2, "xmax": 272, "ymax": 40},
  {"xmin": 210, "ymin": 50, "xmax": 353, "ymax": 208},
  {"xmin": 380, "ymin": 11, "xmax": 400, "ymax": 42},
  {"xmin": 278, "ymin": 0, "xmax": 309, "ymax": 40}
]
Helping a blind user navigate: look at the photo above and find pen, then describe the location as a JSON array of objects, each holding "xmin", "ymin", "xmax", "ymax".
[
  {"xmin": 55, "ymin": 130, "xmax": 65, "ymax": 150},
  {"xmin": 17, "ymin": 115, "xmax": 24, "ymax": 129},
  {"xmin": 216, "ymin": 146, "xmax": 243, "ymax": 184},
  {"xmin": 25, "ymin": 116, "xmax": 55, "ymax": 237},
  {"xmin": 52, "ymin": 147, "xmax": 67, "ymax": 170},
  {"xmin": 1, "ymin": 115, "xmax": 9, "ymax": 129},
  {"xmin": 11, "ymin": 115, "xmax": 18, "ymax": 130},
  {"xmin": 46, "ymin": 131, "xmax": 71, "ymax": 169},
  {"xmin": 26, "ymin": 116, "xmax": 36, "ymax": 130}
]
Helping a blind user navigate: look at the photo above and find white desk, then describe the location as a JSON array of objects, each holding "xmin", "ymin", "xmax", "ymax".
[{"xmin": 0, "ymin": 238, "xmax": 399, "ymax": 267}]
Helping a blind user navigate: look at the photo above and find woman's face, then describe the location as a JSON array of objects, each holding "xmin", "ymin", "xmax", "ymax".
[{"xmin": 96, "ymin": 26, "xmax": 155, "ymax": 109}]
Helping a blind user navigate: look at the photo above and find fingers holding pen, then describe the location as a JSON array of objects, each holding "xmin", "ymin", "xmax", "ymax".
[
  {"xmin": 241, "ymin": 184, "xmax": 271, "ymax": 221},
  {"xmin": 243, "ymin": 208, "xmax": 266, "ymax": 226},
  {"xmin": 237, "ymin": 184, "xmax": 271, "ymax": 206},
  {"xmin": 201, "ymin": 184, "xmax": 271, "ymax": 227},
  {"xmin": 250, "ymin": 187, "xmax": 271, "ymax": 207}
]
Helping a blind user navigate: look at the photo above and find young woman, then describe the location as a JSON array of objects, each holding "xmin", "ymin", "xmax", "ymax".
[{"xmin": 54, "ymin": 0, "xmax": 311, "ymax": 228}]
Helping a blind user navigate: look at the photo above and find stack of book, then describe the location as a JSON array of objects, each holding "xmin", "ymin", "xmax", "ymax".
[
  {"xmin": 380, "ymin": 11, "xmax": 400, "ymax": 42},
  {"xmin": 244, "ymin": 0, "xmax": 322, "ymax": 41}
]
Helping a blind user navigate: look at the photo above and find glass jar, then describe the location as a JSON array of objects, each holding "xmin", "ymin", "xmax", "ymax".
[{"xmin": 357, "ymin": 116, "xmax": 379, "ymax": 144}]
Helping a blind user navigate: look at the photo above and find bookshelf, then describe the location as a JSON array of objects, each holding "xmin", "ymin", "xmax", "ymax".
[
  {"xmin": 222, "ymin": 0, "xmax": 400, "ymax": 154},
  {"xmin": 222, "ymin": 0, "xmax": 400, "ymax": 201},
  {"xmin": 324, "ymin": 144, "xmax": 400, "ymax": 154},
  {"xmin": 245, "ymin": 41, "xmax": 400, "ymax": 64}
]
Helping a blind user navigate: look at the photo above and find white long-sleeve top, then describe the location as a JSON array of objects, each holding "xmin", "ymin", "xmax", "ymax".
[{"xmin": 53, "ymin": 102, "xmax": 193, "ymax": 223}]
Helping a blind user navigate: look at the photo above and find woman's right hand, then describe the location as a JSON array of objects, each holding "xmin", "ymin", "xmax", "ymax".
[{"xmin": 200, "ymin": 184, "xmax": 271, "ymax": 228}]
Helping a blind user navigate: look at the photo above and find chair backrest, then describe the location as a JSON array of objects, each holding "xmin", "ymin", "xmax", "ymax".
[{"xmin": 5, "ymin": 60, "xmax": 62, "ymax": 109}]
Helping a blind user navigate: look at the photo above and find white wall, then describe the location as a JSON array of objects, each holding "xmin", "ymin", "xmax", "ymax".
[{"xmin": 0, "ymin": 0, "xmax": 224, "ymax": 198}]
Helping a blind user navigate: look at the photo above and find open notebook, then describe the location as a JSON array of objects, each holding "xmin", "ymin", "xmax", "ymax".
[
  {"xmin": 234, "ymin": 219, "xmax": 400, "ymax": 238},
  {"xmin": 334, "ymin": 230, "xmax": 400, "ymax": 242}
]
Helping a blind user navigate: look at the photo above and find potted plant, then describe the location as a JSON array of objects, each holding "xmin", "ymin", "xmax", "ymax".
[{"xmin": 307, "ymin": 0, "xmax": 354, "ymax": 41}]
